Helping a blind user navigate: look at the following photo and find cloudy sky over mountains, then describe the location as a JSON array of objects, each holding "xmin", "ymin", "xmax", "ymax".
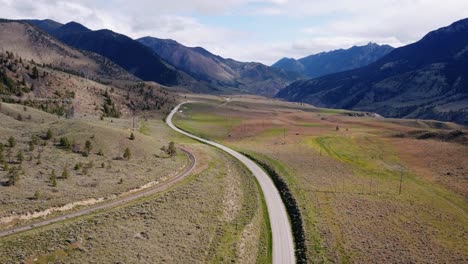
[{"xmin": 1, "ymin": 0, "xmax": 468, "ymax": 64}]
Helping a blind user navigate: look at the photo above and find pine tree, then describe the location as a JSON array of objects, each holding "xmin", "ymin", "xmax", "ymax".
[
  {"xmin": 31, "ymin": 66, "xmax": 39, "ymax": 79},
  {"xmin": 85, "ymin": 140, "xmax": 92, "ymax": 155},
  {"xmin": 167, "ymin": 142, "xmax": 177, "ymax": 157},
  {"xmin": 7, "ymin": 167, "xmax": 19, "ymax": 186}
]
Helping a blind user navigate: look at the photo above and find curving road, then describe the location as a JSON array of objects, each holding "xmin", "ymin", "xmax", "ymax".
[
  {"xmin": 167, "ymin": 103, "xmax": 295, "ymax": 264},
  {"xmin": 0, "ymin": 148, "xmax": 196, "ymax": 238}
]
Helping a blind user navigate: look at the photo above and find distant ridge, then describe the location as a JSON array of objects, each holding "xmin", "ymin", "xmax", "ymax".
[
  {"xmin": 138, "ymin": 36, "xmax": 302, "ymax": 96},
  {"xmin": 276, "ymin": 18, "xmax": 468, "ymax": 125},
  {"xmin": 272, "ymin": 42, "xmax": 394, "ymax": 78}
]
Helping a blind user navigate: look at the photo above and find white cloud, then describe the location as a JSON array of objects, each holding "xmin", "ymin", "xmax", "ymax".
[{"xmin": 0, "ymin": 0, "xmax": 467, "ymax": 64}]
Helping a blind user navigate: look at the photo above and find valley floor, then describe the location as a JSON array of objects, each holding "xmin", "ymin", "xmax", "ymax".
[{"xmin": 173, "ymin": 95, "xmax": 468, "ymax": 263}]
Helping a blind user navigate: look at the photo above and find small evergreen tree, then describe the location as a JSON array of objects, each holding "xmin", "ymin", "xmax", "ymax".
[
  {"xmin": 50, "ymin": 169, "xmax": 57, "ymax": 187},
  {"xmin": 123, "ymin": 147, "xmax": 131, "ymax": 160},
  {"xmin": 129, "ymin": 132, "xmax": 135, "ymax": 140},
  {"xmin": 45, "ymin": 129, "xmax": 53, "ymax": 140}
]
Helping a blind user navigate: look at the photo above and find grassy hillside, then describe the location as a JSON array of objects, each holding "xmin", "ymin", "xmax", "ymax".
[{"xmin": 0, "ymin": 102, "xmax": 186, "ymax": 217}]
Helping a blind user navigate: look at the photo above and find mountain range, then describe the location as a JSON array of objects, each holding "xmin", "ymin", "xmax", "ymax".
[
  {"xmin": 276, "ymin": 18, "xmax": 468, "ymax": 125},
  {"xmin": 2, "ymin": 17, "xmax": 466, "ymax": 125},
  {"xmin": 272, "ymin": 42, "xmax": 394, "ymax": 78},
  {"xmin": 26, "ymin": 20, "xmax": 182, "ymax": 86},
  {"xmin": 138, "ymin": 37, "xmax": 301, "ymax": 96},
  {"xmin": 26, "ymin": 20, "xmax": 302, "ymax": 96}
]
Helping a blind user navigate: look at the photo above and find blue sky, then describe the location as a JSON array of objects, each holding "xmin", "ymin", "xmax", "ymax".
[{"xmin": 1, "ymin": 0, "xmax": 468, "ymax": 64}]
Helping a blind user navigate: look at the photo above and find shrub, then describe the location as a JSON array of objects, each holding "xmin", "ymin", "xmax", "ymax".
[
  {"xmin": 74, "ymin": 163, "xmax": 82, "ymax": 170},
  {"xmin": 29, "ymin": 141, "xmax": 35, "ymax": 151},
  {"xmin": 8, "ymin": 136, "xmax": 16, "ymax": 148},
  {"xmin": 31, "ymin": 135, "xmax": 40, "ymax": 145},
  {"xmin": 16, "ymin": 150, "xmax": 24, "ymax": 164},
  {"xmin": 3, "ymin": 160, "xmax": 9, "ymax": 171},
  {"xmin": 62, "ymin": 166, "xmax": 69, "ymax": 179},
  {"xmin": 60, "ymin": 137, "xmax": 72, "ymax": 150},
  {"xmin": 129, "ymin": 133, "xmax": 135, "ymax": 140}
]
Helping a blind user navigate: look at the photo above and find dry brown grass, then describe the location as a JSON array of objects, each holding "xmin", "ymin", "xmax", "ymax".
[
  {"xmin": 0, "ymin": 103, "xmax": 185, "ymax": 226},
  {"xmin": 0, "ymin": 145, "xmax": 269, "ymax": 264}
]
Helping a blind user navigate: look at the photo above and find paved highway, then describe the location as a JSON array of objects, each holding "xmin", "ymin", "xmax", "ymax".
[{"xmin": 167, "ymin": 103, "xmax": 295, "ymax": 264}]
